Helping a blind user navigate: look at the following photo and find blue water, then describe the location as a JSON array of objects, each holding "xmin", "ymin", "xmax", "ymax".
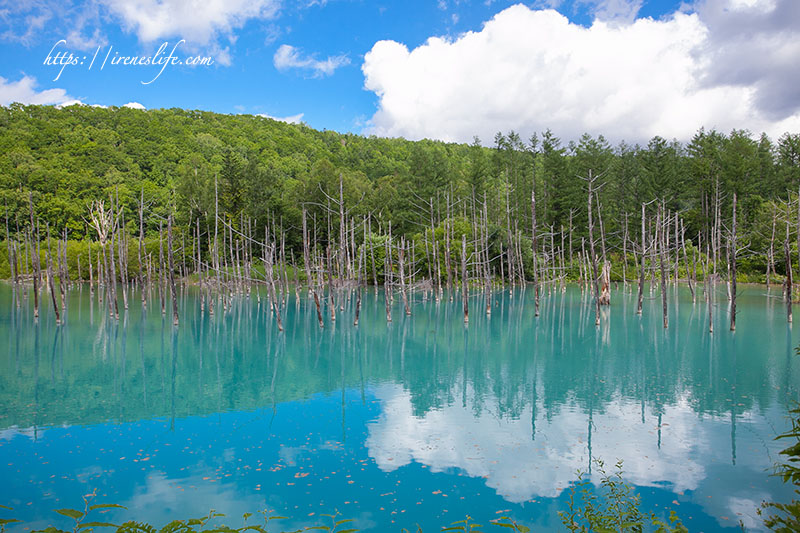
[{"xmin": 1, "ymin": 283, "xmax": 798, "ymax": 531}]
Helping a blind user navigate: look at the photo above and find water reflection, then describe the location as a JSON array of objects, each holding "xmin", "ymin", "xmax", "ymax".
[{"xmin": 0, "ymin": 284, "xmax": 798, "ymax": 531}]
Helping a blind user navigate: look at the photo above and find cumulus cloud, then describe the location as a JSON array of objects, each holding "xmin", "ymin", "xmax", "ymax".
[
  {"xmin": 273, "ymin": 44, "xmax": 350, "ymax": 77},
  {"xmin": 101, "ymin": 0, "xmax": 279, "ymax": 44},
  {"xmin": 0, "ymin": 75, "xmax": 76, "ymax": 106},
  {"xmin": 693, "ymin": 0, "xmax": 800, "ymax": 120},
  {"xmin": 362, "ymin": 1, "xmax": 800, "ymax": 144},
  {"xmin": 257, "ymin": 111, "xmax": 305, "ymax": 124},
  {"xmin": 123, "ymin": 101, "xmax": 146, "ymax": 109}
]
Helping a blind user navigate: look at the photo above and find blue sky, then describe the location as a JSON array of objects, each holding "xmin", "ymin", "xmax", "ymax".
[{"xmin": 0, "ymin": 0, "xmax": 798, "ymax": 144}]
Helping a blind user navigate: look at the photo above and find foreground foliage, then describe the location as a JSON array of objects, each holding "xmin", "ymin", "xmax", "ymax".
[
  {"xmin": 760, "ymin": 404, "xmax": 800, "ymax": 532},
  {"xmin": 559, "ymin": 460, "xmax": 687, "ymax": 533}
]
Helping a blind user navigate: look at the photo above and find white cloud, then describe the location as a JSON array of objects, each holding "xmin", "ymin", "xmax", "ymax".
[
  {"xmin": 0, "ymin": 2, "xmax": 52, "ymax": 46},
  {"xmin": 582, "ymin": 0, "xmax": 643, "ymax": 23},
  {"xmin": 273, "ymin": 44, "xmax": 350, "ymax": 77},
  {"xmin": 1, "ymin": 1, "xmax": 107, "ymax": 50},
  {"xmin": 56, "ymin": 99, "xmax": 84, "ymax": 108},
  {"xmin": 100, "ymin": 0, "xmax": 280, "ymax": 44},
  {"xmin": 0, "ymin": 75, "xmax": 76, "ymax": 106},
  {"xmin": 257, "ymin": 112, "xmax": 304, "ymax": 124},
  {"xmin": 362, "ymin": 2, "xmax": 800, "ymax": 144},
  {"xmin": 0, "ymin": 77, "xmax": 152, "ymax": 110},
  {"xmin": 1, "ymin": 0, "xmax": 279, "ymax": 62},
  {"xmin": 692, "ymin": 0, "xmax": 800, "ymax": 121},
  {"xmin": 0, "ymin": 425, "xmax": 44, "ymax": 440}
]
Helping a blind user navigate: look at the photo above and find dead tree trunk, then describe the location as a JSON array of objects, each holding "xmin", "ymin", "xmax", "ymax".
[
  {"xmin": 707, "ymin": 242, "xmax": 714, "ymax": 333},
  {"xmin": 4, "ymin": 206, "xmax": 14, "ymax": 290},
  {"xmin": 369, "ymin": 216, "xmax": 378, "ymax": 289},
  {"xmin": 461, "ymin": 234, "xmax": 468, "ymax": 324},
  {"xmin": 444, "ymin": 200, "xmax": 453, "ymax": 292},
  {"xmin": 327, "ymin": 245, "xmax": 336, "ymax": 322},
  {"xmin": 483, "ymin": 197, "xmax": 492, "ymax": 316},
  {"xmin": 730, "ymin": 193, "xmax": 737, "ymax": 331},
  {"xmin": 354, "ymin": 242, "xmax": 363, "ymax": 326},
  {"xmin": 681, "ymin": 219, "xmax": 695, "ymax": 303},
  {"xmin": 429, "ymin": 200, "xmax": 441, "ymax": 299},
  {"xmin": 302, "ymin": 208, "xmax": 313, "ymax": 289},
  {"xmin": 384, "ymin": 237, "xmax": 392, "ymax": 323},
  {"xmin": 622, "ymin": 213, "xmax": 628, "ymax": 286},
  {"xmin": 586, "ymin": 170, "xmax": 601, "ymax": 326},
  {"xmin": 659, "ymin": 204, "xmax": 668, "ymax": 329},
  {"xmin": 767, "ymin": 208, "xmax": 776, "ymax": 287},
  {"xmin": 398, "ymin": 237, "xmax": 411, "ymax": 316},
  {"xmin": 796, "ymin": 186, "xmax": 800, "ymax": 297},
  {"xmin": 786, "ymin": 220, "xmax": 793, "ymax": 324},
  {"xmin": 46, "ymin": 225, "xmax": 61, "ymax": 325},
  {"xmin": 599, "ymin": 261, "xmax": 611, "ymax": 305},
  {"xmin": 531, "ymin": 185, "xmax": 540, "ymax": 317},
  {"xmin": 108, "ymin": 199, "xmax": 119, "ymax": 319},
  {"xmin": 637, "ymin": 203, "xmax": 646, "ymax": 315},
  {"xmin": 29, "ymin": 193, "xmax": 40, "ymax": 320},
  {"xmin": 265, "ymin": 243, "xmax": 283, "ymax": 332},
  {"xmin": 159, "ymin": 221, "xmax": 165, "ymax": 316},
  {"xmin": 138, "ymin": 188, "xmax": 147, "ymax": 308},
  {"xmin": 88, "ymin": 242, "xmax": 94, "ymax": 299},
  {"xmin": 167, "ymin": 213, "xmax": 179, "ymax": 326},
  {"xmin": 116, "ymin": 189, "xmax": 128, "ymax": 310}
]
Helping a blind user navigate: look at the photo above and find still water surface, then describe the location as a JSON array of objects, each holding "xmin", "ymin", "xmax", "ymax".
[{"xmin": 1, "ymin": 284, "xmax": 799, "ymax": 531}]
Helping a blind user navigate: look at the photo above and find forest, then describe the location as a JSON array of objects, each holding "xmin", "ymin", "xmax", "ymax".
[{"xmin": 1, "ymin": 103, "xmax": 800, "ymax": 305}]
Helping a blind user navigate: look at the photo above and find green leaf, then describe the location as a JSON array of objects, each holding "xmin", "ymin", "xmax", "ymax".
[
  {"xmin": 31, "ymin": 526, "xmax": 68, "ymax": 533},
  {"xmin": 89, "ymin": 504, "xmax": 126, "ymax": 512},
  {"xmin": 333, "ymin": 519, "xmax": 353, "ymax": 526},
  {"xmin": 55, "ymin": 509, "xmax": 85, "ymax": 520},
  {"xmin": 78, "ymin": 522, "xmax": 119, "ymax": 529},
  {"xmin": 337, "ymin": 530, "xmax": 359, "ymax": 533},
  {"xmin": 305, "ymin": 527, "xmax": 330, "ymax": 531},
  {"xmin": 0, "ymin": 519, "xmax": 21, "ymax": 526},
  {"xmin": 0, "ymin": 506, "xmax": 12, "ymax": 510},
  {"xmin": 237, "ymin": 527, "xmax": 265, "ymax": 533}
]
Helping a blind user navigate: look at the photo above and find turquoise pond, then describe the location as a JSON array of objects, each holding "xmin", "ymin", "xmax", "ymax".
[{"xmin": 1, "ymin": 283, "xmax": 799, "ymax": 531}]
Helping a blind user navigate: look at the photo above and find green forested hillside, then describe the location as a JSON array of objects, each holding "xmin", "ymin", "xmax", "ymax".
[{"xmin": 0, "ymin": 103, "xmax": 799, "ymax": 278}]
